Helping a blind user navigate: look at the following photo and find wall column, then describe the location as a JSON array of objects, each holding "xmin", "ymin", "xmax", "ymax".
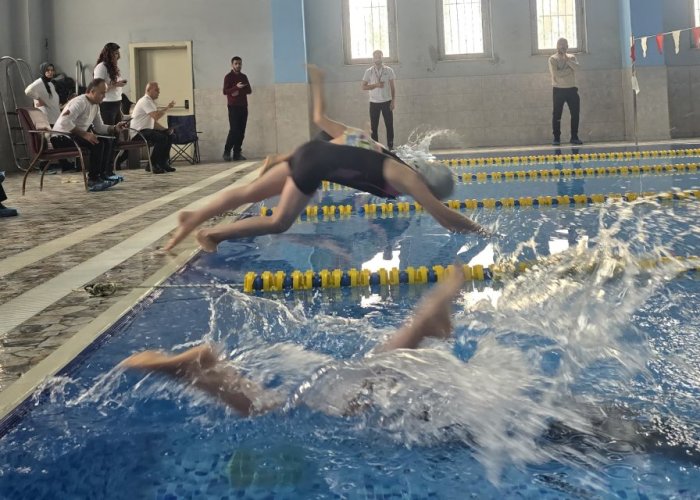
[{"xmin": 271, "ymin": 0, "xmax": 311, "ymax": 153}]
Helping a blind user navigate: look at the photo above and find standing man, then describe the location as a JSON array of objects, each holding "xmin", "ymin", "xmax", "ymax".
[
  {"xmin": 223, "ymin": 56, "xmax": 252, "ymax": 161},
  {"xmin": 131, "ymin": 82, "xmax": 177, "ymax": 174},
  {"xmin": 51, "ymin": 78, "xmax": 127, "ymax": 191},
  {"xmin": 549, "ymin": 38, "xmax": 582, "ymax": 146},
  {"xmin": 361, "ymin": 50, "xmax": 396, "ymax": 150}
]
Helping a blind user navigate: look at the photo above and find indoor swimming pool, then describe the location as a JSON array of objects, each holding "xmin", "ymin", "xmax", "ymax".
[{"xmin": 1, "ymin": 148, "xmax": 699, "ymax": 499}]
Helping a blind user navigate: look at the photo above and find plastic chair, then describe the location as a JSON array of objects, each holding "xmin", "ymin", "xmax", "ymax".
[
  {"xmin": 167, "ymin": 115, "xmax": 200, "ymax": 164},
  {"xmin": 18, "ymin": 107, "xmax": 89, "ymax": 193}
]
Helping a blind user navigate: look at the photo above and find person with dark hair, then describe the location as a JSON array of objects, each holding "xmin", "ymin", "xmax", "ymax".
[
  {"xmin": 51, "ymin": 79, "xmax": 127, "ymax": 191},
  {"xmin": 0, "ymin": 171, "xmax": 18, "ymax": 217},
  {"xmin": 131, "ymin": 82, "xmax": 176, "ymax": 174},
  {"xmin": 94, "ymin": 42, "xmax": 127, "ymax": 126},
  {"xmin": 24, "ymin": 62, "xmax": 61, "ymax": 125},
  {"xmin": 222, "ymin": 56, "xmax": 251, "ymax": 161}
]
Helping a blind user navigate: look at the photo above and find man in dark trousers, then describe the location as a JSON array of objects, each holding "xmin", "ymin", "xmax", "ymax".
[
  {"xmin": 0, "ymin": 171, "xmax": 18, "ymax": 217},
  {"xmin": 223, "ymin": 56, "xmax": 252, "ymax": 161}
]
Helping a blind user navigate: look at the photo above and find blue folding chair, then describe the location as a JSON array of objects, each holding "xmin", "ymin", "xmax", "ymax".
[{"xmin": 167, "ymin": 115, "xmax": 201, "ymax": 164}]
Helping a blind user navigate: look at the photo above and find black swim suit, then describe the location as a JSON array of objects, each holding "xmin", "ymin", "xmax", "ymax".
[{"xmin": 288, "ymin": 141, "xmax": 400, "ymax": 198}]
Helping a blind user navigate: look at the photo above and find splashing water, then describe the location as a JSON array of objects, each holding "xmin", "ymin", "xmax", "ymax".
[
  {"xmin": 51, "ymin": 199, "xmax": 700, "ymax": 488},
  {"xmin": 394, "ymin": 127, "xmax": 458, "ymax": 165}
]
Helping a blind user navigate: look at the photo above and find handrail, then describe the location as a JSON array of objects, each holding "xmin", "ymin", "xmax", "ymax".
[
  {"xmin": 1, "ymin": 56, "xmax": 35, "ymax": 171},
  {"xmin": 75, "ymin": 60, "xmax": 89, "ymax": 94}
]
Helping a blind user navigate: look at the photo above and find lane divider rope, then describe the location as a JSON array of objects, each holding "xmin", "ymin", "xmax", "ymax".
[
  {"xmin": 241, "ymin": 257, "xmax": 700, "ymax": 293},
  {"xmin": 319, "ymin": 163, "xmax": 699, "ymax": 191},
  {"xmin": 437, "ymin": 148, "xmax": 700, "ymax": 167},
  {"xmin": 260, "ymin": 189, "xmax": 700, "ymax": 221}
]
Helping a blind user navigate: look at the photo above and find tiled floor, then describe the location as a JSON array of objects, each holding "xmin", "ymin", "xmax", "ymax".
[{"xmin": 0, "ymin": 161, "xmax": 259, "ymax": 392}]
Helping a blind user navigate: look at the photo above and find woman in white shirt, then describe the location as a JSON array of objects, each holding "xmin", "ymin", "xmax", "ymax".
[
  {"xmin": 93, "ymin": 42, "xmax": 127, "ymax": 125},
  {"xmin": 24, "ymin": 62, "xmax": 61, "ymax": 125}
]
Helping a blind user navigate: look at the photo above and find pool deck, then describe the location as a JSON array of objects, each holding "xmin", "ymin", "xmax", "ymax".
[
  {"xmin": 0, "ymin": 160, "xmax": 260, "ymax": 397},
  {"xmin": 0, "ymin": 138, "xmax": 698, "ymax": 413}
]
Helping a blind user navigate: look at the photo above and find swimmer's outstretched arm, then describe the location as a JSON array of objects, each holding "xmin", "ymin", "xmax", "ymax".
[
  {"xmin": 120, "ymin": 344, "xmax": 282, "ymax": 416},
  {"xmin": 383, "ymin": 159, "xmax": 490, "ymax": 236},
  {"xmin": 375, "ymin": 267, "xmax": 465, "ymax": 352}
]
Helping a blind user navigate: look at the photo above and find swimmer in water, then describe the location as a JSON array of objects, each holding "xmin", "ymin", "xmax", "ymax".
[{"xmin": 120, "ymin": 268, "xmax": 466, "ymax": 416}]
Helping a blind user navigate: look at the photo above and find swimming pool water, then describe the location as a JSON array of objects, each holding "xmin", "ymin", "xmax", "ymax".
[{"xmin": 0, "ymin": 156, "xmax": 699, "ymax": 499}]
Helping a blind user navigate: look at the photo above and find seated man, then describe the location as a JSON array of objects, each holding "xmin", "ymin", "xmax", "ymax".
[
  {"xmin": 0, "ymin": 171, "xmax": 18, "ymax": 217},
  {"xmin": 51, "ymin": 78, "xmax": 127, "ymax": 191},
  {"xmin": 130, "ymin": 82, "xmax": 176, "ymax": 174}
]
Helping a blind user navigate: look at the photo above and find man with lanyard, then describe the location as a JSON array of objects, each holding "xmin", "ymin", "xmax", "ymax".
[{"xmin": 361, "ymin": 50, "xmax": 396, "ymax": 151}]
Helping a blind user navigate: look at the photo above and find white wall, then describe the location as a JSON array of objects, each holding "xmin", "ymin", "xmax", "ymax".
[
  {"xmin": 304, "ymin": 0, "xmax": 628, "ymax": 148},
  {"xmin": 44, "ymin": 0, "xmax": 276, "ymax": 161}
]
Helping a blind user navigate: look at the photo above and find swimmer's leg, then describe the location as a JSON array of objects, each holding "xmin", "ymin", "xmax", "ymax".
[
  {"xmin": 163, "ymin": 162, "xmax": 292, "ymax": 252},
  {"xmin": 308, "ymin": 64, "xmax": 348, "ymax": 139},
  {"xmin": 120, "ymin": 344, "xmax": 281, "ymax": 416},
  {"xmin": 259, "ymin": 152, "xmax": 292, "ymax": 178},
  {"xmin": 195, "ymin": 175, "xmax": 312, "ymax": 252},
  {"xmin": 375, "ymin": 268, "xmax": 465, "ymax": 352}
]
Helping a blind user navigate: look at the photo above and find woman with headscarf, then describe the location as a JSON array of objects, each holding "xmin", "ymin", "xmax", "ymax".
[
  {"xmin": 24, "ymin": 62, "xmax": 61, "ymax": 125},
  {"xmin": 94, "ymin": 42, "xmax": 127, "ymax": 125}
]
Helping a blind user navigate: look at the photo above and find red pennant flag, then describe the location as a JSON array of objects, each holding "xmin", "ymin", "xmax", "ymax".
[
  {"xmin": 693, "ymin": 27, "xmax": 700, "ymax": 49},
  {"xmin": 630, "ymin": 44, "xmax": 636, "ymax": 62},
  {"xmin": 656, "ymin": 33, "xmax": 664, "ymax": 54}
]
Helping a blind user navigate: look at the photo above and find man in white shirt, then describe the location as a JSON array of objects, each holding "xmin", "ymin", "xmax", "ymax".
[
  {"xmin": 51, "ymin": 78, "xmax": 127, "ymax": 191},
  {"xmin": 361, "ymin": 50, "xmax": 396, "ymax": 150},
  {"xmin": 131, "ymin": 82, "xmax": 176, "ymax": 174},
  {"xmin": 549, "ymin": 38, "xmax": 582, "ymax": 146}
]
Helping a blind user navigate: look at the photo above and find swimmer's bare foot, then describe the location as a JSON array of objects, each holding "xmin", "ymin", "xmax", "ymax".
[
  {"xmin": 120, "ymin": 344, "xmax": 218, "ymax": 375},
  {"xmin": 163, "ymin": 210, "xmax": 200, "ymax": 252},
  {"xmin": 195, "ymin": 229, "xmax": 219, "ymax": 253}
]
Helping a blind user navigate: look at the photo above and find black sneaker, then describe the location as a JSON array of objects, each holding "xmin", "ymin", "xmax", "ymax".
[
  {"xmin": 87, "ymin": 179, "xmax": 112, "ymax": 192},
  {"xmin": 160, "ymin": 164, "xmax": 176, "ymax": 172},
  {"xmin": 0, "ymin": 207, "xmax": 18, "ymax": 217},
  {"xmin": 233, "ymin": 153, "xmax": 247, "ymax": 161},
  {"xmin": 570, "ymin": 138, "xmax": 583, "ymax": 145},
  {"xmin": 552, "ymin": 139, "xmax": 561, "ymax": 146},
  {"xmin": 223, "ymin": 153, "xmax": 232, "ymax": 162},
  {"xmin": 152, "ymin": 166, "xmax": 166, "ymax": 174}
]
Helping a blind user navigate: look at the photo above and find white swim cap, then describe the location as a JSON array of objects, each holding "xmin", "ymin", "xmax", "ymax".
[{"xmin": 409, "ymin": 158, "xmax": 455, "ymax": 200}]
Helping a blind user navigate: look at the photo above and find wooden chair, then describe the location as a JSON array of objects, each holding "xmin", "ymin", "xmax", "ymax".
[
  {"xmin": 112, "ymin": 128, "xmax": 153, "ymax": 173},
  {"xmin": 18, "ymin": 107, "xmax": 89, "ymax": 194}
]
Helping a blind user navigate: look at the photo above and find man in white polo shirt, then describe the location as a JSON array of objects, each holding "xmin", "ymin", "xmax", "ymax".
[
  {"xmin": 51, "ymin": 78, "xmax": 126, "ymax": 191},
  {"xmin": 131, "ymin": 82, "xmax": 176, "ymax": 174},
  {"xmin": 361, "ymin": 50, "xmax": 396, "ymax": 150}
]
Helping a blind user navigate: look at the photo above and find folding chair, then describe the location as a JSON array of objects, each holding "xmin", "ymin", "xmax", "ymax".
[
  {"xmin": 167, "ymin": 115, "xmax": 201, "ymax": 164},
  {"xmin": 18, "ymin": 107, "xmax": 89, "ymax": 194}
]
